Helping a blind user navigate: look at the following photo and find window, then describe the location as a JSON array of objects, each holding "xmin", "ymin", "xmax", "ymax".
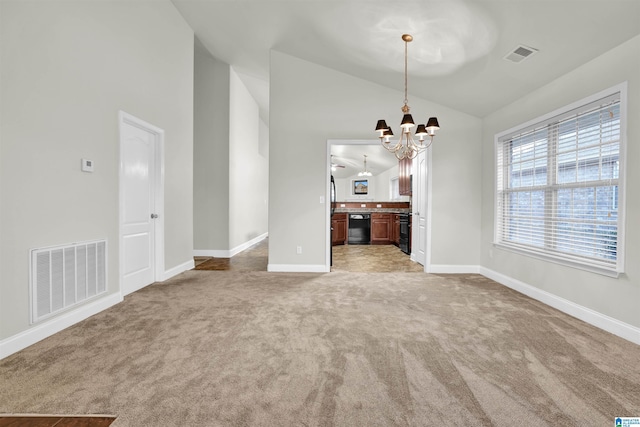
[
  {"xmin": 390, "ymin": 177, "xmax": 400, "ymax": 200},
  {"xmin": 495, "ymin": 85, "xmax": 626, "ymax": 276}
]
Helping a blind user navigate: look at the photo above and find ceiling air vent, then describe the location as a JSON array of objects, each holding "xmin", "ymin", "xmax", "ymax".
[{"xmin": 504, "ymin": 45, "xmax": 538, "ymax": 63}]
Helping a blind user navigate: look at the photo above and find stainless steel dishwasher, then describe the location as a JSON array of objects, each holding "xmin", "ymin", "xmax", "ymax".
[{"xmin": 348, "ymin": 213, "xmax": 370, "ymax": 244}]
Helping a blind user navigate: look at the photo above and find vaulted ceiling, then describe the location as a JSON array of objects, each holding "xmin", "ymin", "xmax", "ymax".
[
  {"xmin": 173, "ymin": 0, "xmax": 640, "ymax": 120},
  {"xmin": 172, "ymin": 0, "xmax": 640, "ymax": 176}
]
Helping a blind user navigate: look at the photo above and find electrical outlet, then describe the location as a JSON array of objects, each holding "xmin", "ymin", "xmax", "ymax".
[
  {"xmin": 81, "ymin": 158, "xmax": 94, "ymax": 172},
  {"xmin": 296, "ymin": 246, "xmax": 302, "ymax": 254}
]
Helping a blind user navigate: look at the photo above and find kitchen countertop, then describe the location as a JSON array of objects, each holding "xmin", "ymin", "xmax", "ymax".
[{"xmin": 334, "ymin": 208, "xmax": 411, "ymax": 214}]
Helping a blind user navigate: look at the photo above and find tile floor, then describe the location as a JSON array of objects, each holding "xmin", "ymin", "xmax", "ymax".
[{"xmin": 194, "ymin": 239, "xmax": 423, "ymax": 273}]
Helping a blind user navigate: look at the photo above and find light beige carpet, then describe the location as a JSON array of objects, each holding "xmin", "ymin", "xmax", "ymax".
[{"xmin": 1, "ymin": 271, "xmax": 639, "ymax": 426}]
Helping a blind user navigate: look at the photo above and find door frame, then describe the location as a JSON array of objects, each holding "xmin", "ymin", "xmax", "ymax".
[
  {"xmin": 424, "ymin": 150, "xmax": 433, "ymax": 272},
  {"xmin": 118, "ymin": 111, "xmax": 165, "ymax": 295},
  {"xmin": 409, "ymin": 149, "xmax": 433, "ymax": 273},
  {"xmin": 326, "ymin": 140, "xmax": 374, "ymax": 271},
  {"xmin": 325, "ymin": 139, "xmax": 431, "ymax": 272}
]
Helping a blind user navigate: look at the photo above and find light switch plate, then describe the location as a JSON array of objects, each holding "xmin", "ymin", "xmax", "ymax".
[{"xmin": 81, "ymin": 158, "xmax": 94, "ymax": 172}]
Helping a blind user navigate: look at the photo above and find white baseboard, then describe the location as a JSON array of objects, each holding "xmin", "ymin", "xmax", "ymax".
[
  {"xmin": 193, "ymin": 232, "xmax": 268, "ymax": 258},
  {"xmin": 3, "ymin": 261, "xmax": 635, "ymax": 362},
  {"xmin": 193, "ymin": 249, "xmax": 229, "ymax": 257},
  {"xmin": 267, "ymin": 264, "xmax": 329, "ymax": 273},
  {"xmin": 229, "ymin": 233, "xmax": 268, "ymax": 257},
  {"xmin": 124, "ymin": 258, "xmax": 195, "ymax": 296},
  {"xmin": 479, "ymin": 266, "xmax": 640, "ymax": 345},
  {"xmin": 0, "ymin": 257, "xmax": 195, "ymax": 361},
  {"xmin": 428, "ymin": 264, "xmax": 481, "ymax": 274},
  {"xmin": 0, "ymin": 292, "xmax": 123, "ymax": 360},
  {"xmin": 162, "ymin": 258, "xmax": 195, "ymax": 281}
]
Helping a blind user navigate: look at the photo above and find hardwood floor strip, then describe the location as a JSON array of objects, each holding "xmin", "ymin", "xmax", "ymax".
[{"xmin": 0, "ymin": 416, "xmax": 115, "ymax": 427}]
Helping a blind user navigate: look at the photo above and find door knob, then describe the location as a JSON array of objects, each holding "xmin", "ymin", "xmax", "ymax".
[{"xmin": 151, "ymin": 213, "xmax": 159, "ymax": 219}]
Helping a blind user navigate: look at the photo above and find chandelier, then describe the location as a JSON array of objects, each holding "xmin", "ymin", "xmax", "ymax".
[
  {"xmin": 358, "ymin": 155, "xmax": 372, "ymax": 177},
  {"xmin": 375, "ymin": 34, "xmax": 440, "ymax": 160}
]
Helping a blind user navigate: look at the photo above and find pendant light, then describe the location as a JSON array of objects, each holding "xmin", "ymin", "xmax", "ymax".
[
  {"xmin": 375, "ymin": 34, "xmax": 440, "ymax": 160},
  {"xmin": 358, "ymin": 155, "xmax": 372, "ymax": 177}
]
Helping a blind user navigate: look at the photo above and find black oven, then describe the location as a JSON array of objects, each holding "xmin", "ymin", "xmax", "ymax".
[{"xmin": 399, "ymin": 213, "xmax": 410, "ymax": 254}]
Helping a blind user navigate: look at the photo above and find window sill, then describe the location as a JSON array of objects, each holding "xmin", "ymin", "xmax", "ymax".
[{"xmin": 492, "ymin": 242, "xmax": 622, "ymax": 278}]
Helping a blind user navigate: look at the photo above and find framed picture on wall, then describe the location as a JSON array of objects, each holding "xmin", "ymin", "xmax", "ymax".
[{"xmin": 353, "ymin": 179, "xmax": 368, "ymax": 195}]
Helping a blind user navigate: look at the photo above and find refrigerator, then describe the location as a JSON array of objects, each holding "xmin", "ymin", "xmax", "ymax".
[{"xmin": 330, "ymin": 175, "xmax": 336, "ymax": 266}]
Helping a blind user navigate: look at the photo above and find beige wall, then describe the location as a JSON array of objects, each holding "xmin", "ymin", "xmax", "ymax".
[
  {"xmin": 193, "ymin": 48, "xmax": 269, "ymax": 254},
  {"xmin": 334, "ymin": 164, "xmax": 409, "ymax": 203},
  {"xmin": 481, "ymin": 35, "xmax": 640, "ymax": 329},
  {"xmin": 193, "ymin": 44, "xmax": 231, "ymax": 251},
  {"xmin": 229, "ymin": 68, "xmax": 269, "ymax": 249},
  {"xmin": 0, "ymin": 1, "xmax": 194, "ymax": 340},
  {"xmin": 269, "ymin": 51, "xmax": 483, "ymax": 270}
]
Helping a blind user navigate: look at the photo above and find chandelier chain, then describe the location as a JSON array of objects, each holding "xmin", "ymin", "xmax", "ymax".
[
  {"xmin": 375, "ymin": 34, "xmax": 439, "ymax": 160},
  {"xmin": 403, "ymin": 39, "xmax": 408, "ymax": 107}
]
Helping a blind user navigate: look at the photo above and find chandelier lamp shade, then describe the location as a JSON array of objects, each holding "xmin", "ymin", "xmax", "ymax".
[
  {"xmin": 375, "ymin": 34, "xmax": 440, "ymax": 160},
  {"xmin": 358, "ymin": 155, "xmax": 372, "ymax": 177}
]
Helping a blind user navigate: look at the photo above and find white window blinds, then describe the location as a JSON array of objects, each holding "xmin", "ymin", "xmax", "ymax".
[{"xmin": 495, "ymin": 89, "xmax": 625, "ymax": 275}]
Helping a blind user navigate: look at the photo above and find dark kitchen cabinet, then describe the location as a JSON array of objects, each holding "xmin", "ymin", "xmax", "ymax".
[
  {"xmin": 331, "ymin": 213, "xmax": 347, "ymax": 246},
  {"xmin": 399, "ymin": 157, "xmax": 412, "ymax": 196},
  {"xmin": 391, "ymin": 214, "xmax": 400, "ymax": 245},
  {"xmin": 371, "ymin": 213, "xmax": 391, "ymax": 244}
]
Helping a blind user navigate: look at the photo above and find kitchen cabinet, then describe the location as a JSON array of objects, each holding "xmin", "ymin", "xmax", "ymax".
[
  {"xmin": 391, "ymin": 213, "xmax": 400, "ymax": 245},
  {"xmin": 371, "ymin": 213, "xmax": 391, "ymax": 244},
  {"xmin": 399, "ymin": 157, "xmax": 412, "ymax": 196},
  {"xmin": 331, "ymin": 213, "xmax": 347, "ymax": 246}
]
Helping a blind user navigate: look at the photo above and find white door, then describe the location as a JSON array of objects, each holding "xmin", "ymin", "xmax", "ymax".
[
  {"xmin": 119, "ymin": 112, "xmax": 164, "ymax": 295},
  {"xmin": 412, "ymin": 150, "xmax": 427, "ymax": 266}
]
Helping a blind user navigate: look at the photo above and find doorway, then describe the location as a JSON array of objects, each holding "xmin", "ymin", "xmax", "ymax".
[
  {"xmin": 119, "ymin": 111, "xmax": 165, "ymax": 295},
  {"xmin": 326, "ymin": 139, "xmax": 429, "ymax": 273}
]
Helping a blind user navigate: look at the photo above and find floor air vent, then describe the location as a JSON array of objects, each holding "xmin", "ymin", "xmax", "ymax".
[{"xmin": 31, "ymin": 240, "xmax": 107, "ymax": 323}]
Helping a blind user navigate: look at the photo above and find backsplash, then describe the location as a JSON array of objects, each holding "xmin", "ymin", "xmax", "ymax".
[{"xmin": 333, "ymin": 201, "xmax": 410, "ymax": 213}]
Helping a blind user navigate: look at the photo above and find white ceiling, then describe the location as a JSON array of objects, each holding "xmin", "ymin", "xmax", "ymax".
[
  {"xmin": 331, "ymin": 144, "xmax": 400, "ymax": 179},
  {"xmin": 172, "ymin": 0, "xmax": 640, "ymax": 176},
  {"xmin": 173, "ymin": 0, "xmax": 640, "ymax": 121}
]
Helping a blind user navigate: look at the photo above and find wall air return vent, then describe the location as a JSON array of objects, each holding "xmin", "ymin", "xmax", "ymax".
[
  {"xmin": 30, "ymin": 239, "xmax": 107, "ymax": 324},
  {"xmin": 504, "ymin": 45, "xmax": 538, "ymax": 63}
]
